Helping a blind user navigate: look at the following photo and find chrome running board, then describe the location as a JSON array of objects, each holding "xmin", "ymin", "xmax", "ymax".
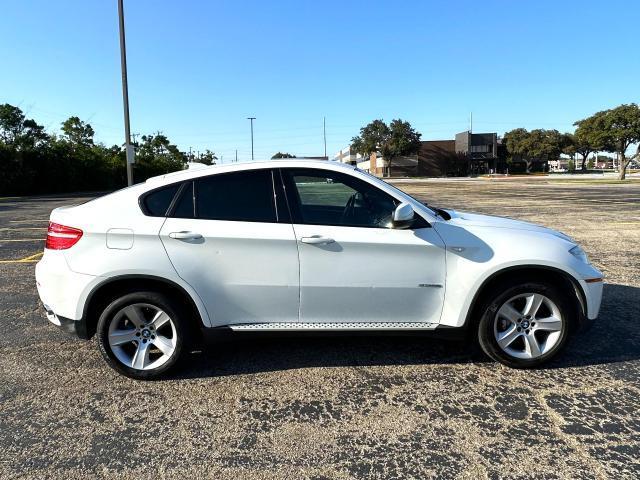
[{"xmin": 228, "ymin": 322, "xmax": 438, "ymax": 331}]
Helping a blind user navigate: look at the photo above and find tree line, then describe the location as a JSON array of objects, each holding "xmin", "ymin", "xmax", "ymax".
[
  {"xmin": 2, "ymin": 102, "xmax": 639, "ymax": 195},
  {"xmin": 351, "ymin": 104, "xmax": 640, "ymax": 180},
  {"xmin": 0, "ymin": 103, "xmax": 215, "ymax": 195},
  {"xmin": 504, "ymin": 103, "xmax": 640, "ymax": 179}
]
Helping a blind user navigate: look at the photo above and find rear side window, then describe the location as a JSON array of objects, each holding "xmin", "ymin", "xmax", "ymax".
[
  {"xmin": 142, "ymin": 183, "xmax": 181, "ymax": 216},
  {"xmin": 194, "ymin": 170, "xmax": 276, "ymax": 222}
]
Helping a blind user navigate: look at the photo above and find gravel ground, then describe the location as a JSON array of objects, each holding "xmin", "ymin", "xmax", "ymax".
[{"xmin": 1, "ymin": 178, "xmax": 639, "ymax": 479}]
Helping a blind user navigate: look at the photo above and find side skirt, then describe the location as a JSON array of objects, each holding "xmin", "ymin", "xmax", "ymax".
[
  {"xmin": 198, "ymin": 323, "xmax": 466, "ymax": 345},
  {"xmin": 228, "ymin": 321, "xmax": 438, "ymax": 332}
]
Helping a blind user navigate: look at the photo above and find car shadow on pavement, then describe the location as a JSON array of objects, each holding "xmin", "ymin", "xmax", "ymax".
[
  {"xmin": 551, "ymin": 283, "xmax": 640, "ymax": 369},
  {"xmin": 172, "ymin": 283, "xmax": 640, "ymax": 379}
]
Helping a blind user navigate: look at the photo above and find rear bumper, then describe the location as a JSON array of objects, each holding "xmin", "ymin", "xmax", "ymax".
[
  {"xmin": 42, "ymin": 304, "xmax": 90, "ymax": 339},
  {"xmin": 36, "ymin": 250, "xmax": 97, "ymax": 338}
]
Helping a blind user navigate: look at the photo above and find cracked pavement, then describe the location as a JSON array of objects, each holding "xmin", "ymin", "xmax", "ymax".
[{"xmin": 1, "ymin": 178, "xmax": 639, "ymax": 479}]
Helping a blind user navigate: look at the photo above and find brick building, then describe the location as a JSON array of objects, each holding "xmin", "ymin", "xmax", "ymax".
[{"xmin": 336, "ymin": 131, "xmax": 511, "ymax": 177}]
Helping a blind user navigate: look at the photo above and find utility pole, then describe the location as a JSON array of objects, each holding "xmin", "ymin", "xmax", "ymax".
[
  {"xmin": 247, "ymin": 117, "xmax": 256, "ymax": 160},
  {"xmin": 470, "ymin": 112, "xmax": 473, "ymax": 133},
  {"xmin": 117, "ymin": 0, "xmax": 134, "ymax": 186},
  {"xmin": 235, "ymin": 149, "xmax": 238, "ymax": 162},
  {"xmin": 323, "ymin": 116, "xmax": 327, "ymax": 159}
]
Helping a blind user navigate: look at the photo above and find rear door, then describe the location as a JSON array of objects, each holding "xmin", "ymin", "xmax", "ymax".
[
  {"xmin": 280, "ymin": 167, "xmax": 446, "ymax": 325},
  {"xmin": 159, "ymin": 168, "xmax": 299, "ymax": 326}
]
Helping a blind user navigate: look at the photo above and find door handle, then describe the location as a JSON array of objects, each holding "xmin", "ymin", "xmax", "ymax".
[
  {"xmin": 168, "ymin": 231, "xmax": 203, "ymax": 241},
  {"xmin": 300, "ymin": 235, "xmax": 335, "ymax": 245}
]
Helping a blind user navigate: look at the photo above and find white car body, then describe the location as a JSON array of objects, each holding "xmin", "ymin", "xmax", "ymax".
[{"xmin": 35, "ymin": 159, "xmax": 603, "ymax": 372}]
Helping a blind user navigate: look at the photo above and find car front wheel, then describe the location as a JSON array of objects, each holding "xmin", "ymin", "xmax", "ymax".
[
  {"xmin": 96, "ymin": 291, "xmax": 188, "ymax": 379},
  {"xmin": 477, "ymin": 281, "xmax": 573, "ymax": 368}
]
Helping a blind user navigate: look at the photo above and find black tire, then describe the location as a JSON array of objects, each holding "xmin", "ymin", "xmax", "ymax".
[
  {"xmin": 96, "ymin": 291, "xmax": 190, "ymax": 380},
  {"xmin": 477, "ymin": 280, "xmax": 575, "ymax": 368}
]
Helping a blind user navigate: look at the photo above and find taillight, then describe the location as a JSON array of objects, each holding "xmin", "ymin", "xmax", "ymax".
[{"xmin": 45, "ymin": 222, "xmax": 83, "ymax": 250}]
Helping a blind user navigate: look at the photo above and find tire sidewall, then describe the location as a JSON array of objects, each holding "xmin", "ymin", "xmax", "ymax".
[
  {"xmin": 477, "ymin": 281, "xmax": 574, "ymax": 368},
  {"xmin": 96, "ymin": 291, "xmax": 187, "ymax": 380}
]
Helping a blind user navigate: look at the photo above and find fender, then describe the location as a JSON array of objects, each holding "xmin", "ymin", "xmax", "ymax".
[
  {"xmin": 79, "ymin": 273, "xmax": 212, "ymax": 328},
  {"xmin": 446, "ymin": 262, "xmax": 588, "ymax": 330}
]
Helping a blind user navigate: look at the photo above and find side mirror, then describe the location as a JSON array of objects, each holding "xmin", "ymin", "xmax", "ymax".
[{"xmin": 392, "ymin": 202, "xmax": 415, "ymax": 229}]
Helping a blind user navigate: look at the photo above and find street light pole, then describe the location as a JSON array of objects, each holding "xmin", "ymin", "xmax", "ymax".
[
  {"xmin": 247, "ymin": 117, "xmax": 256, "ymax": 161},
  {"xmin": 117, "ymin": 0, "xmax": 134, "ymax": 186},
  {"xmin": 323, "ymin": 116, "xmax": 327, "ymax": 159}
]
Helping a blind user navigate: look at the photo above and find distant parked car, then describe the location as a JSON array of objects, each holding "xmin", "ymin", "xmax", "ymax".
[{"xmin": 36, "ymin": 160, "xmax": 603, "ymax": 379}]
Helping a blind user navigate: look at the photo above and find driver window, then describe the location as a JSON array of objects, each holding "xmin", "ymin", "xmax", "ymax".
[{"xmin": 283, "ymin": 169, "xmax": 398, "ymax": 228}]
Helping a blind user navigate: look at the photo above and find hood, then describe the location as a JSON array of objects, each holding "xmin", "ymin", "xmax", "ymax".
[{"xmin": 442, "ymin": 209, "xmax": 574, "ymax": 243}]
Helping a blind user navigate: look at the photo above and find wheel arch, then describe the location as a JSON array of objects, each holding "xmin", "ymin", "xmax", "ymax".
[
  {"xmin": 463, "ymin": 265, "xmax": 587, "ymax": 334},
  {"xmin": 81, "ymin": 274, "xmax": 208, "ymax": 339}
]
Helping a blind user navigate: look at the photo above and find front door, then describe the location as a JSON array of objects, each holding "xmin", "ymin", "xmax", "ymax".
[
  {"xmin": 160, "ymin": 169, "xmax": 299, "ymax": 326},
  {"xmin": 280, "ymin": 168, "xmax": 446, "ymax": 325}
]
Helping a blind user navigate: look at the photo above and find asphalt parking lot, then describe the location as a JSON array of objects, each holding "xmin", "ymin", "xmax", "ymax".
[{"xmin": 1, "ymin": 178, "xmax": 639, "ymax": 479}]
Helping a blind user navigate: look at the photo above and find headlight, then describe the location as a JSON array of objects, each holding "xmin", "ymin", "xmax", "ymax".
[{"xmin": 569, "ymin": 245, "xmax": 589, "ymax": 264}]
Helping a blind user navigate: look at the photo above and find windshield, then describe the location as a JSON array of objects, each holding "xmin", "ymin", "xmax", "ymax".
[{"xmin": 355, "ymin": 168, "xmax": 439, "ymax": 216}]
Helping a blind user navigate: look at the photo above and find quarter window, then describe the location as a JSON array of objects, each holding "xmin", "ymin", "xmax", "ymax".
[{"xmin": 142, "ymin": 183, "xmax": 181, "ymax": 216}]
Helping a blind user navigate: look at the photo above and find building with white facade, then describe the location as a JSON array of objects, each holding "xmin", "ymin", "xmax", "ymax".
[{"xmin": 333, "ymin": 146, "xmax": 365, "ymax": 165}]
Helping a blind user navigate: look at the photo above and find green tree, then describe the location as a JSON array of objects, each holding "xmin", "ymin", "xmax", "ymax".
[
  {"xmin": 134, "ymin": 133, "xmax": 186, "ymax": 180},
  {"xmin": 527, "ymin": 129, "xmax": 564, "ymax": 164},
  {"xmin": 271, "ymin": 152, "xmax": 295, "ymax": 159},
  {"xmin": 503, "ymin": 128, "xmax": 564, "ymax": 173},
  {"xmin": 576, "ymin": 104, "xmax": 640, "ymax": 180},
  {"xmin": 0, "ymin": 104, "xmax": 53, "ymax": 194},
  {"xmin": 0, "ymin": 103, "xmax": 196, "ymax": 194},
  {"xmin": 0, "ymin": 103, "xmax": 49, "ymax": 149},
  {"xmin": 503, "ymin": 128, "xmax": 532, "ymax": 172},
  {"xmin": 0, "ymin": 103, "xmax": 26, "ymax": 144},
  {"xmin": 61, "ymin": 116, "xmax": 95, "ymax": 146},
  {"xmin": 196, "ymin": 149, "xmax": 218, "ymax": 165},
  {"xmin": 573, "ymin": 114, "xmax": 606, "ymax": 171},
  {"xmin": 351, "ymin": 119, "xmax": 422, "ymax": 177},
  {"xmin": 561, "ymin": 132, "xmax": 577, "ymax": 161}
]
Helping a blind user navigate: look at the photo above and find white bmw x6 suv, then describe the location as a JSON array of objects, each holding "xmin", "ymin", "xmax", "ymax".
[{"xmin": 36, "ymin": 160, "xmax": 603, "ymax": 379}]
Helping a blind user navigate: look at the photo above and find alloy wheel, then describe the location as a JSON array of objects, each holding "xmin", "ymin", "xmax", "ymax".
[
  {"xmin": 107, "ymin": 303, "xmax": 177, "ymax": 370},
  {"xmin": 493, "ymin": 293, "xmax": 563, "ymax": 360}
]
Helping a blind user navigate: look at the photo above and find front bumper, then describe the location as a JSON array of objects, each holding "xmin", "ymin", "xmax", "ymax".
[{"xmin": 582, "ymin": 278, "xmax": 604, "ymax": 321}]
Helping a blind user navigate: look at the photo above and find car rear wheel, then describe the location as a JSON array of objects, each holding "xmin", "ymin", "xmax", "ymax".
[
  {"xmin": 96, "ymin": 291, "xmax": 188, "ymax": 379},
  {"xmin": 477, "ymin": 281, "xmax": 573, "ymax": 368}
]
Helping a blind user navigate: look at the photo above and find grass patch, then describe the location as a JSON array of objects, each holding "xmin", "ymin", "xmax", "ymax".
[
  {"xmin": 548, "ymin": 179, "xmax": 640, "ymax": 185},
  {"xmin": 296, "ymin": 182, "xmax": 354, "ymax": 206}
]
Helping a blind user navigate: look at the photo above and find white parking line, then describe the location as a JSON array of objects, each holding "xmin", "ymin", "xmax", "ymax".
[
  {"xmin": 8, "ymin": 219, "xmax": 48, "ymax": 224},
  {"xmin": 0, "ymin": 227, "xmax": 46, "ymax": 231},
  {"xmin": 0, "ymin": 238, "xmax": 45, "ymax": 242}
]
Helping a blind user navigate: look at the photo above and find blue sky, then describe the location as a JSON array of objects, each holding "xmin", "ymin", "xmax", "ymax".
[{"xmin": 1, "ymin": 0, "xmax": 638, "ymax": 161}]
